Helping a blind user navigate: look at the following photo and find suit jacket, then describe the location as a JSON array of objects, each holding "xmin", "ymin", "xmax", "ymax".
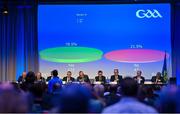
[
  {"xmin": 46, "ymin": 76, "xmax": 52, "ymax": 82},
  {"xmin": 151, "ymin": 76, "xmax": 164, "ymax": 83},
  {"xmin": 77, "ymin": 75, "xmax": 90, "ymax": 83},
  {"xmin": 35, "ymin": 77, "xmax": 46, "ymax": 83},
  {"xmin": 17, "ymin": 76, "xmax": 26, "ymax": 83},
  {"xmin": 63, "ymin": 76, "xmax": 75, "ymax": 82},
  {"xmin": 133, "ymin": 76, "xmax": 145, "ymax": 84},
  {"xmin": 95, "ymin": 76, "xmax": 106, "ymax": 84},
  {"xmin": 110, "ymin": 75, "xmax": 123, "ymax": 84}
]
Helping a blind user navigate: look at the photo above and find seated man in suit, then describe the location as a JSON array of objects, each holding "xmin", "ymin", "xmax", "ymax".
[
  {"xmin": 95, "ymin": 70, "xmax": 106, "ymax": 84},
  {"xmin": 133, "ymin": 70, "xmax": 145, "ymax": 84},
  {"xmin": 151, "ymin": 72, "xmax": 164, "ymax": 84},
  {"xmin": 35, "ymin": 72, "xmax": 46, "ymax": 83},
  {"xmin": 77, "ymin": 71, "xmax": 90, "ymax": 83},
  {"xmin": 18, "ymin": 72, "xmax": 26, "ymax": 83},
  {"xmin": 110, "ymin": 69, "xmax": 123, "ymax": 84},
  {"xmin": 63, "ymin": 71, "xmax": 75, "ymax": 83}
]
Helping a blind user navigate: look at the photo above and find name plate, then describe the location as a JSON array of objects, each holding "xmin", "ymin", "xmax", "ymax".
[
  {"xmin": 94, "ymin": 81, "xmax": 101, "ymax": 85},
  {"xmin": 109, "ymin": 82, "xmax": 117, "ymax": 85}
]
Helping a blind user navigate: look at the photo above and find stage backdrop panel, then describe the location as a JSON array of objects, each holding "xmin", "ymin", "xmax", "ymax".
[{"xmin": 38, "ymin": 4, "xmax": 171, "ymax": 79}]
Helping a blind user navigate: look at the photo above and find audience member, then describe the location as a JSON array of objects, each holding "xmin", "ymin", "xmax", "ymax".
[
  {"xmin": 58, "ymin": 84, "xmax": 91, "ymax": 113},
  {"xmin": 104, "ymin": 84, "xmax": 121, "ymax": 107},
  {"xmin": 102, "ymin": 77, "xmax": 157, "ymax": 113},
  {"xmin": 88, "ymin": 84, "xmax": 105, "ymax": 113},
  {"xmin": 20, "ymin": 71, "xmax": 36, "ymax": 91},
  {"xmin": 30, "ymin": 82, "xmax": 46, "ymax": 113},
  {"xmin": 48, "ymin": 70, "xmax": 62, "ymax": 93},
  {"xmin": 0, "ymin": 83, "xmax": 29, "ymax": 113},
  {"xmin": 155, "ymin": 85, "xmax": 179, "ymax": 113},
  {"xmin": 0, "ymin": 70, "xmax": 179, "ymax": 113},
  {"xmin": 137, "ymin": 85, "xmax": 157, "ymax": 107},
  {"xmin": 25, "ymin": 71, "xmax": 36, "ymax": 84}
]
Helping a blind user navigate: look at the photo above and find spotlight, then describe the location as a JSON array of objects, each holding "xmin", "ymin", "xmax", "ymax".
[
  {"xmin": 3, "ymin": 9, "xmax": 8, "ymax": 14},
  {"xmin": 2, "ymin": 7, "xmax": 8, "ymax": 15}
]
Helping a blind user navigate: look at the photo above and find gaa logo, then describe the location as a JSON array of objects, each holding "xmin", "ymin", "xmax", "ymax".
[{"xmin": 136, "ymin": 9, "xmax": 163, "ymax": 19}]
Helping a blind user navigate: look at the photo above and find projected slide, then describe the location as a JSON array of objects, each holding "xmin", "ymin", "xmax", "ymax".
[{"xmin": 38, "ymin": 4, "xmax": 171, "ymax": 79}]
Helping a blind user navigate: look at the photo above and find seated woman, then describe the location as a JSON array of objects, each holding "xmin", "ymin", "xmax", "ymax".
[
  {"xmin": 77, "ymin": 71, "xmax": 90, "ymax": 83},
  {"xmin": 62, "ymin": 71, "xmax": 75, "ymax": 83},
  {"xmin": 35, "ymin": 72, "xmax": 46, "ymax": 83},
  {"xmin": 151, "ymin": 72, "xmax": 164, "ymax": 84}
]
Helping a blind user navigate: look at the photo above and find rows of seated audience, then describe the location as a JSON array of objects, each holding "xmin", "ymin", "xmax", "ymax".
[{"xmin": 0, "ymin": 70, "xmax": 177, "ymax": 113}]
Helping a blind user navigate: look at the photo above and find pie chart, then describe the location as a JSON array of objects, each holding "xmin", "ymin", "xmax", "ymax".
[
  {"xmin": 104, "ymin": 49, "xmax": 169, "ymax": 63},
  {"xmin": 40, "ymin": 47, "xmax": 103, "ymax": 63}
]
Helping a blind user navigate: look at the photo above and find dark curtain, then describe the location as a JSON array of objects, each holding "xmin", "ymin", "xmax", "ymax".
[
  {"xmin": 0, "ymin": 4, "xmax": 38, "ymax": 81},
  {"xmin": 172, "ymin": 2, "xmax": 180, "ymax": 85}
]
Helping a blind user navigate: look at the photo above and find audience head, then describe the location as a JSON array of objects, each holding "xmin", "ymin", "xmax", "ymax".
[
  {"xmin": 52, "ymin": 70, "xmax": 58, "ymax": 77},
  {"xmin": 25, "ymin": 71, "xmax": 35, "ymax": 84},
  {"xmin": 0, "ymin": 83, "xmax": 29, "ymax": 113},
  {"xmin": 155, "ymin": 85, "xmax": 179, "ymax": 113},
  {"xmin": 93, "ymin": 84, "xmax": 105, "ymax": 97},
  {"xmin": 30, "ymin": 82, "xmax": 46, "ymax": 98},
  {"xmin": 137, "ymin": 85, "xmax": 148, "ymax": 101},
  {"xmin": 98, "ymin": 70, "xmax": 103, "ymax": 76},
  {"xmin": 58, "ymin": 84, "xmax": 91, "ymax": 113},
  {"xmin": 82, "ymin": 83, "xmax": 93, "ymax": 91},
  {"xmin": 109, "ymin": 84, "xmax": 118, "ymax": 93},
  {"xmin": 121, "ymin": 77, "xmax": 138, "ymax": 97}
]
